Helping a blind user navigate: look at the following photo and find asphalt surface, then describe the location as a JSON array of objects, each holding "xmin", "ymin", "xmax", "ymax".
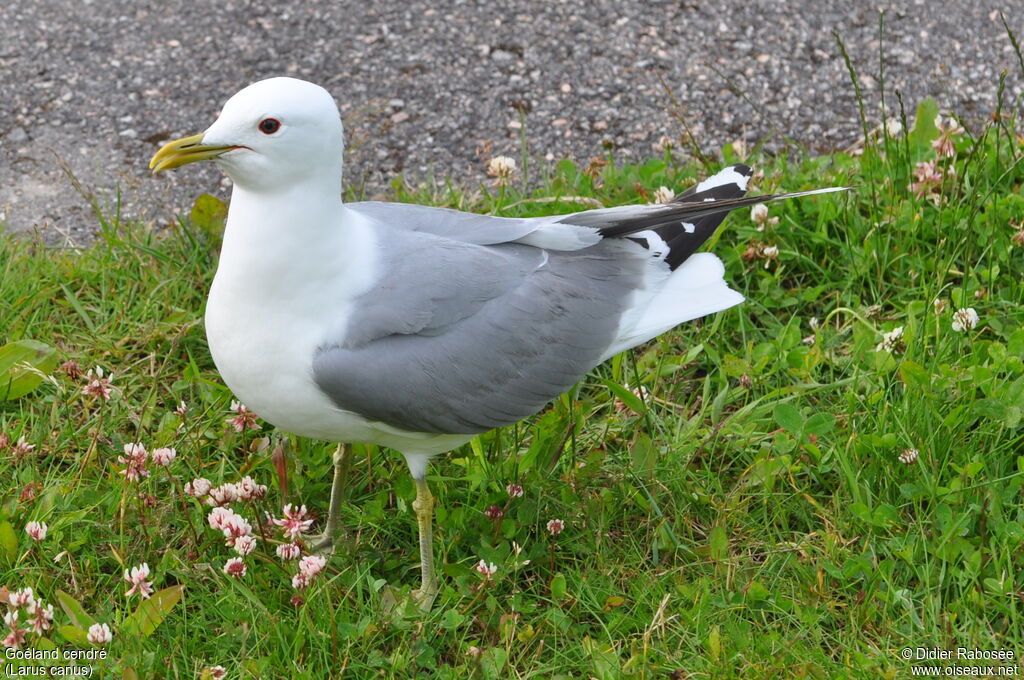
[{"xmin": 1, "ymin": 0, "xmax": 1022, "ymax": 242}]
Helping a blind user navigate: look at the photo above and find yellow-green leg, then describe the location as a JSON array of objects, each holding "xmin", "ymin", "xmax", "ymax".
[
  {"xmin": 410, "ymin": 477, "xmax": 439, "ymax": 610},
  {"xmin": 310, "ymin": 443, "xmax": 350, "ymax": 554}
]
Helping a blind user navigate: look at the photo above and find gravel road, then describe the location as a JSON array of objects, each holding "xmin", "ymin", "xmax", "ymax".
[{"xmin": 1, "ymin": 0, "xmax": 1022, "ymax": 242}]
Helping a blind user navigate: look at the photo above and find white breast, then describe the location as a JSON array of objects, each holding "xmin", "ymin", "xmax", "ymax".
[
  {"xmin": 204, "ymin": 196, "xmax": 375, "ymax": 440},
  {"xmin": 204, "ymin": 195, "xmax": 474, "ymax": 460}
]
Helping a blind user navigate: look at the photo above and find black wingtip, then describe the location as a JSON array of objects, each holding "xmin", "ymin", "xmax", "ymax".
[{"xmin": 671, "ymin": 164, "xmax": 754, "ymax": 204}]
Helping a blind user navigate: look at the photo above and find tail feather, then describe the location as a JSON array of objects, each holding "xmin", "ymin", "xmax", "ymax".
[
  {"xmin": 602, "ymin": 252, "xmax": 744, "ymax": 359},
  {"xmin": 558, "ymin": 163, "xmax": 849, "ymax": 271},
  {"xmin": 591, "ymin": 165, "xmax": 848, "ymax": 356}
]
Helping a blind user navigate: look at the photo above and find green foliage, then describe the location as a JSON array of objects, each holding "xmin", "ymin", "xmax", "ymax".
[
  {"xmin": 908, "ymin": 98, "xmax": 941, "ymax": 151},
  {"xmin": 0, "ymin": 520, "xmax": 17, "ymax": 563},
  {"xmin": 189, "ymin": 193, "xmax": 228, "ymax": 247},
  {"xmin": 56, "ymin": 589, "xmax": 97, "ymax": 630},
  {"xmin": 120, "ymin": 585, "xmax": 185, "ymax": 638},
  {"xmin": 0, "ymin": 339, "xmax": 58, "ymax": 400}
]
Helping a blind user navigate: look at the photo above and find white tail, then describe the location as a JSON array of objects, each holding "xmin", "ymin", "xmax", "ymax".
[{"xmin": 603, "ymin": 253, "xmax": 743, "ymax": 360}]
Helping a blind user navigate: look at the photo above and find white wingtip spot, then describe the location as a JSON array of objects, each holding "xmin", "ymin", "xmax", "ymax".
[
  {"xmin": 695, "ymin": 165, "xmax": 752, "ymax": 193},
  {"xmin": 681, "ymin": 222, "xmax": 695, "ymax": 233},
  {"xmin": 632, "ymin": 229, "xmax": 670, "ymax": 261}
]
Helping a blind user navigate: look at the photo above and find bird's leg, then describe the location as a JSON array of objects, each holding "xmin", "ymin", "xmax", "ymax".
[
  {"xmin": 410, "ymin": 476, "xmax": 439, "ymax": 610},
  {"xmin": 309, "ymin": 443, "xmax": 350, "ymax": 554}
]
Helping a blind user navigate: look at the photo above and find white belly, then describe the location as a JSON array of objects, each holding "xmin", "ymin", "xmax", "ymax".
[
  {"xmin": 205, "ymin": 273, "xmax": 471, "ymax": 459},
  {"xmin": 205, "ymin": 272, "xmax": 357, "ymax": 435}
]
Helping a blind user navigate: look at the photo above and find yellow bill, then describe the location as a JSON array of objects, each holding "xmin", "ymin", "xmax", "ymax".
[{"xmin": 149, "ymin": 133, "xmax": 238, "ymax": 173}]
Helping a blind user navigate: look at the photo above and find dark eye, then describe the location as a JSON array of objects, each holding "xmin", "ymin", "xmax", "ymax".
[{"xmin": 258, "ymin": 118, "xmax": 281, "ymax": 134}]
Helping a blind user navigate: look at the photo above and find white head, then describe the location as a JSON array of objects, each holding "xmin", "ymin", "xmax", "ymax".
[{"xmin": 150, "ymin": 77, "xmax": 344, "ymax": 195}]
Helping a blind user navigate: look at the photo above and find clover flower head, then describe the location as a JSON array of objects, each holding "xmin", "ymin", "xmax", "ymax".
[
  {"xmin": 951, "ymin": 307, "xmax": 979, "ymax": 332},
  {"xmin": 124, "ymin": 563, "xmax": 154, "ymax": 599},
  {"xmin": 87, "ymin": 622, "xmax": 113, "ymax": 645},
  {"xmin": 475, "ymin": 559, "xmax": 498, "ymax": 577}
]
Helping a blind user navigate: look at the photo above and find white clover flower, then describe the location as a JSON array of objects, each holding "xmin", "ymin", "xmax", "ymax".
[
  {"xmin": 875, "ymin": 326, "xmax": 905, "ymax": 353},
  {"xmin": 750, "ymin": 203, "xmax": 778, "ymax": 230},
  {"xmin": 185, "ymin": 477, "xmax": 212, "ymax": 498},
  {"xmin": 233, "ymin": 535, "xmax": 257, "ymax": 556},
  {"xmin": 82, "ymin": 367, "xmax": 114, "ymax": 400},
  {"xmin": 751, "ymin": 203, "xmax": 769, "ymax": 224},
  {"xmin": 236, "ymin": 475, "xmax": 268, "ymax": 502},
  {"xmin": 885, "ymin": 117, "xmax": 903, "ymax": 137},
  {"xmin": 207, "ymin": 483, "xmax": 240, "ymax": 506},
  {"xmin": 25, "ymin": 521, "xmax": 47, "ymax": 542},
  {"xmin": 223, "ymin": 557, "xmax": 246, "ymax": 578},
  {"xmin": 486, "ymin": 156, "xmax": 517, "ymax": 185},
  {"xmin": 951, "ymin": 307, "xmax": 979, "ymax": 332},
  {"xmin": 207, "ymin": 506, "xmax": 238, "ymax": 531},
  {"xmin": 9, "ymin": 588, "xmax": 35, "ymax": 609},
  {"xmin": 150, "ymin": 447, "xmax": 176, "ymax": 467},
  {"xmin": 276, "ymin": 543, "xmax": 301, "ymax": 561},
  {"xmin": 124, "ymin": 563, "xmax": 154, "ymax": 599},
  {"xmin": 899, "ymin": 448, "xmax": 919, "ymax": 465},
  {"xmin": 298, "ymin": 555, "xmax": 327, "ymax": 579},
  {"xmin": 475, "ymin": 559, "xmax": 498, "ymax": 577},
  {"xmin": 652, "ymin": 186, "xmax": 674, "ymax": 204},
  {"xmin": 86, "ymin": 622, "xmax": 112, "ymax": 645}
]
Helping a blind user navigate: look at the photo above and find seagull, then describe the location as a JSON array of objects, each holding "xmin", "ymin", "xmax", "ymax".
[{"xmin": 150, "ymin": 77, "xmax": 845, "ymax": 609}]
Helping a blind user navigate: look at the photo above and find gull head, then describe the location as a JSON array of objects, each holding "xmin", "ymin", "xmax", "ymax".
[{"xmin": 149, "ymin": 77, "xmax": 344, "ymax": 194}]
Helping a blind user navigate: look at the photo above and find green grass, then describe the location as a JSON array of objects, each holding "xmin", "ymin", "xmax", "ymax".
[{"xmin": 2, "ymin": 86, "xmax": 1024, "ymax": 678}]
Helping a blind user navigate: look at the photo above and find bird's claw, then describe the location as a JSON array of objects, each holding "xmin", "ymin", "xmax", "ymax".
[
  {"xmin": 410, "ymin": 584, "xmax": 438, "ymax": 611},
  {"xmin": 379, "ymin": 583, "xmax": 438, "ymax": 613},
  {"xmin": 303, "ymin": 532, "xmax": 336, "ymax": 556}
]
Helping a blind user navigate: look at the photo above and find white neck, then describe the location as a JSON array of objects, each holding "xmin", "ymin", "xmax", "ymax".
[
  {"xmin": 214, "ymin": 183, "xmax": 376, "ymax": 308},
  {"xmin": 227, "ymin": 182, "xmax": 342, "ymax": 242}
]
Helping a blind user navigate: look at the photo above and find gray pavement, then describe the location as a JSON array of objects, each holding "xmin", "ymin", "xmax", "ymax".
[{"xmin": 1, "ymin": 0, "xmax": 1022, "ymax": 243}]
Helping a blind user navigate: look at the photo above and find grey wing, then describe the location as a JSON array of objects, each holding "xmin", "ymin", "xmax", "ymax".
[
  {"xmin": 312, "ymin": 231, "xmax": 645, "ymax": 434},
  {"xmin": 347, "ymin": 201, "xmax": 602, "ymax": 250},
  {"xmin": 347, "ymin": 201, "xmax": 537, "ymax": 244}
]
